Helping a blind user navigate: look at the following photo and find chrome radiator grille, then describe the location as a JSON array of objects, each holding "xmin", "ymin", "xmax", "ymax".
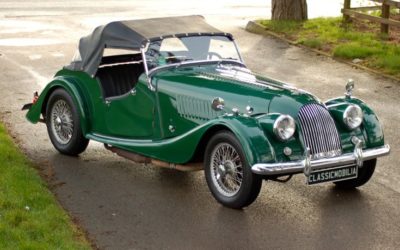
[{"xmin": 298, "ymin": 103, "xmax": 342, "ymax": 159}]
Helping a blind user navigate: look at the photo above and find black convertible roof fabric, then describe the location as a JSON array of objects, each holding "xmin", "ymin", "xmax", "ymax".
[{"xmin": 66, "ymin": 15, "xmax": 228, "ymax": 76}]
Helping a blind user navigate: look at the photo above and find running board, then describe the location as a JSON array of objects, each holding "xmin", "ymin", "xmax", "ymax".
[{"xmin": 104, "ymin": 144, "xmax": 203, "ymax": 172}]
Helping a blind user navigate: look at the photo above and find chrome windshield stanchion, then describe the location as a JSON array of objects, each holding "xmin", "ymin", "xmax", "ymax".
[
  {"xmin": 140, "ymin": 47, "xmax": 155, "ymax": 91},
  {"xmin": 232, "ymin": 39, "xmax": 245, "ymax": 64},
  {"xmin": 303, "ymin": 147, "xmax": 311, "ymax": 177}
]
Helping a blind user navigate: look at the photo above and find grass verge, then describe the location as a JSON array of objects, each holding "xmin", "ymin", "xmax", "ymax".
[
  {"xmin": 258, "ymin": 17, "xmax": 400, "ymax": 78},
  {"xmin": 0, "ymin": 123, "xmax": 91, "ymax": 249}
]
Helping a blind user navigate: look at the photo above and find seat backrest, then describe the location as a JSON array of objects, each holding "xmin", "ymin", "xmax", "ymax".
[{"xmin": 96, "ymin": 63, "xmax": 144, "ymax": 98}]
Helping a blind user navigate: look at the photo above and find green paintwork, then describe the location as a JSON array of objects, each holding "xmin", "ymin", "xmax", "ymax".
[
  {"xmin": 26, "ymin": 63, "xmax": 385, "ymax": 168},
  {"xmin": 325, "ymin": 97, "xmax": 385, "ymax": 149},
  {"xmin": 103, "ymin": 76, "xmax": 156, "ymax": 138},
  {"xmin": 26, "ymin": 72, "xmax": 92, "ymax": 135}
]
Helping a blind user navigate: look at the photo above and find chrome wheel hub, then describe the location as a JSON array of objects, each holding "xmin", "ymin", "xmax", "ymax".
[
  {"xmin": 217, "ymin": 161, "xmax": 235, "ymax": 178},
  {"xmin": 50, "ymin": 99, "xmax": 74, "ymax": 145},
  {"xmin": 55, "ymin": 117, "xmax": 62, "ymax": 127},
  {"xmin": 217, "ymin": 164, "xmax": 226, "ymax": 178},
  {"xmin": 210, "ymin": 143, "xmax": 243, "ymax": 197}
]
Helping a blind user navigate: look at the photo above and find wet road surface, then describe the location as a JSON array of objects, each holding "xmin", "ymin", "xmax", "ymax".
[{"xmin": 0, "ymin": 1, "xmax": 399, "ymax": 249}]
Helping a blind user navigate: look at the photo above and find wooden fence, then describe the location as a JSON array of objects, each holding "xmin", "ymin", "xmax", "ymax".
[{"xmin": 342, "ymin": 0, "xmax": 400, "ymax": 34}]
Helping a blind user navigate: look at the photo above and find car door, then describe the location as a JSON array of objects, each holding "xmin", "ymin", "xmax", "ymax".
[{"xmin": 103, "ymin": 75, "xmax": 156, "ymax": 139}]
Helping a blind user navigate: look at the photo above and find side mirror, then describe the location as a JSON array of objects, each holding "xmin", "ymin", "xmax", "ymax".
[{"xmin": 345, "ymin": 79, "xmax": 355, "ymax": 99}]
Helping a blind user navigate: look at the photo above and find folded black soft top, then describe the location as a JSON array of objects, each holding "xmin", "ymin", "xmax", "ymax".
[{"xmin": 66, "ymin": 15, "xmax": 230, "ymax": 76}]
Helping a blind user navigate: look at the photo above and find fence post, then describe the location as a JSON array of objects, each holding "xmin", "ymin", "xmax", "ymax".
[
  {"xmin": 381, "ymin": 3, "xmax": 390, "ymax": 34},
  {"xmin": 343, "ymin": 0, "xmax": 351, "ymax": 23}
]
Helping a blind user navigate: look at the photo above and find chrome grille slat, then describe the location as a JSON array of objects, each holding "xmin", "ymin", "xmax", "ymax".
[
  {"xmin": 320, "ymin": 109, "xmax": 329, "ymax": 151},
  {"xmin": 326, "ymin": 106, "xmax": 340, "ymax": 151},
  {"xmin": 312, "ymin": 105, "xmax": 325, "ymax": 153},
  {"xmin": 324, "ymin": 107, "xmax": 338, "ymax": 152},
  {"xmin": 319, "ymin": 107, "xmax": 330, "ymax": 152},
  {"xmin": 298, "ymin": 103, "xmax": 342, "ymax": 159},
  {"xmin": 308, "ymin": 105, "xmax": 320, "ymax": 153}
]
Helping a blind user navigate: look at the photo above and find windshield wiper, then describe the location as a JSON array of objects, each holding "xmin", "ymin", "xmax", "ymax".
[
  {"xmin": 174, "ymin": 58, "xmax": 194, "ymax": 68},
  {"xmin": 221, "ymin": 57, "xmax": 238, "ymax": 61}
]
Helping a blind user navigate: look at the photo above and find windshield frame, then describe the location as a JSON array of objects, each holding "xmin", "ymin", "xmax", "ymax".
[{"xmin": 141, "ymin": 34, "xmax": 245, "ymax": 76}]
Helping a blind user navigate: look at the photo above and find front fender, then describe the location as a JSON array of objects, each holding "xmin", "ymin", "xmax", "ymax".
[
  {"xmin": 325, "ymin": 97, "xmax": 385, "ymax": 148},
  {"xmin": 214, "ymin": 115, "xmax": 276, "ymax": 166},
  {"xmin": 26, "ymin": 76, "xmax": 90, "ymax": 135}
]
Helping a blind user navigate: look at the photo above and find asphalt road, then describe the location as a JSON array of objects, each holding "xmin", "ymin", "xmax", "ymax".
[{"xmin": 0, "ymin": 1, "xmax": 399, "ymax": 249}]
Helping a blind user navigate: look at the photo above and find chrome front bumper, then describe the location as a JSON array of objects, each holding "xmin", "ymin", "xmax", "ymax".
[{"xmin": 251, "ymin": 144, "xmax": 390, "ymax": 176}]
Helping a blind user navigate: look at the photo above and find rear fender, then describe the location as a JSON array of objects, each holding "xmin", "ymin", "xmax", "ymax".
[{"xmin": 26, "ymin": 76, "xmax": 90, "ymax": 135}]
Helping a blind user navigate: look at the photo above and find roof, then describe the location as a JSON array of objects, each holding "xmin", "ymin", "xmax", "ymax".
[
  {"xmin": 121, "ymin": 15, "xmax": 225, "ymax": 42},
  {"xmin": 66, "ymin": 15, "xmax": 229, "ymax": 76}
]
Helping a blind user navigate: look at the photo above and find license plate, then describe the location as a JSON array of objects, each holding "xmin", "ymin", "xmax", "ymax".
[{"xmin": 307, "ymin": 165, "xmax": 358, "ymax": 185}]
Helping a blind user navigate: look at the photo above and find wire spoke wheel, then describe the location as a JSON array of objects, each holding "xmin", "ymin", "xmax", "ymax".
[
  {"xmin": 50, "ymin": 99, "xmax": 74, "ymax": 145},
  {"xmin": 205, "ymin": 132, "xmax": 262, "ymax": 209},
  {"xmin": 210, "ymin": 142, "xmax": 244, "ymax": 197},
  {"xmin": 45, "ymin": 89, "xmax": 89, "ymax": 155}
]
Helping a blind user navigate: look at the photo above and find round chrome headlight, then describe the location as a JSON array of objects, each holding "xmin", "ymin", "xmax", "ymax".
[
  {"xmin": 343, "ymin": 104, "xmax": 363, "ymax": 129},
  {"xmin": 273, "ymin": 115, "xmax": 296, "ymax": 141}
]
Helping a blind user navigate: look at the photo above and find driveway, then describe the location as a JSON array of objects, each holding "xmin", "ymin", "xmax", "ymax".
[{"xmin": 0, "ymin": 1, "xmax": 399, "ymax": 249}]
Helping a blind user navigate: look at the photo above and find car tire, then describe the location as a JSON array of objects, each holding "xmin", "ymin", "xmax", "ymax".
[
  {"xmin": 334, "ymin": 159, "xmax": 376, "ymax": 189},
  {"xmin": 204, "ymin": 131, "xmax": 262, "ymax": 209},
  {"xmin": 46, "ymin": 88, "xmax": 89, "ymax": 156}
]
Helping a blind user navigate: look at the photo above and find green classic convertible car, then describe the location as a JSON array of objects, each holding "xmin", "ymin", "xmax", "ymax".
[{"xmin": 24, "ymin": 16, "xmax": 390, "ymax": 208}]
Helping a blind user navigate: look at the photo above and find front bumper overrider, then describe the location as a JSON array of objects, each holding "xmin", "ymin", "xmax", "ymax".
[{"xmin": 251, "ymin": 144, "xmax": 390, "ymax": 176}]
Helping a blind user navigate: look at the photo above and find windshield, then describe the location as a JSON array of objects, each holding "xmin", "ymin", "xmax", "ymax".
[{"xmin": 144, "ymin": 35, "xmax": 241, "ymax": 71}]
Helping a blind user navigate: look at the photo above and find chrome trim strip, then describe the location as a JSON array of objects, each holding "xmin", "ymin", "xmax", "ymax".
[
  {"xmin": 104, "ymin": 87, "xmax": 137, "ymax": 102},
  {"xmin": 251, "ymin": 144, "xmax": 390, "ymax": 176}
]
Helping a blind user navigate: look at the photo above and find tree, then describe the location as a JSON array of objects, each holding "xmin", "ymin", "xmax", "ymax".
[{"xmin": 271, "ymin": 0, "xmax": 308, "ymax": 21}]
